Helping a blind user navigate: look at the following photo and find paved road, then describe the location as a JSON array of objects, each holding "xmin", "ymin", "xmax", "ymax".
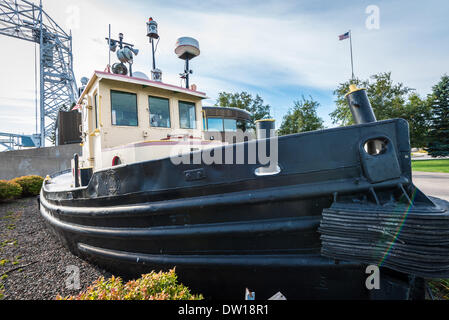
[
  {"xmin": 412, "ymin": 155, "xmax": 449, "ymax": 161},
  {"xmin": 413, "ymin": 171, "xmax": 449, "ymax": 201}
]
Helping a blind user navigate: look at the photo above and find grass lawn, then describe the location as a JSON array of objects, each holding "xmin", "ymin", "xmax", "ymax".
[
  {"xmin": 412, "ymin": 158, "xmax": 449, "ymax": 299},
  {"xmin": 429, "ymin": 279, "xmax": 449, "ymax": 300},
  {"xmin": 412, "ymin": 159, "xmax": 449, "ymax": 173}
]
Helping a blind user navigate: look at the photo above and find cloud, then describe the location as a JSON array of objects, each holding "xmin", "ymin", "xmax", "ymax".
[{"xmin": 0, "ymin": 0, "xmax": 448, "ymax": 136}]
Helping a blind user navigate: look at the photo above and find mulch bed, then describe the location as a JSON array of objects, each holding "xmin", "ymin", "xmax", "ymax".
[{"xmin": 0, "ymin": 197, "xmax": 111, "ymax": 300}]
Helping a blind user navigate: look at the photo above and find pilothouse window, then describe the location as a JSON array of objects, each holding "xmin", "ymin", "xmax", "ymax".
[
  {"xmin": 224, "ymin": 119, "xmax": 237, "ymax": 132},
  {"xmin": 179, "ymin": 101, "xmax": 196, "ymax": 129},
  {"xmin": 149, "ymin": 96, "xmax": 171, "ymax": 128},
  {"xmin": 237, "ymin": 119, "xmax": 251, "ymax": 132},
  {"xmin": 111, "ymin": 90, "xmax": 138, "ymax": 126},
  {"xmin": 207, "ymin": 118, "xmax": 223, "ymax": 131}
]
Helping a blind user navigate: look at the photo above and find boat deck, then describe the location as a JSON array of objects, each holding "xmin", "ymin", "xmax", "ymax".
[{"xmin": 45, "ymin": 171, "xmax": 75, "ymax": 192}]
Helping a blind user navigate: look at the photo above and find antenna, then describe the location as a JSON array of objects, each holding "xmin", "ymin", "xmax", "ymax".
[
  {"xmin": 105, "ymin": 31, "xmax": 138, "ymax": 76},
  {"xmin": 146, "ymin": 17, "xmax": 162, "ymax": 81},
  {"xmin": 79, "ymin": 76, "xmax": 89, "ymax": 96},
  {"xmin": 175, "ymin": 37, "xmax": 200, "ymax": 89},
  {"xmin": 107, "ymin": 24, "xmax": 111, "ymax": 72}
]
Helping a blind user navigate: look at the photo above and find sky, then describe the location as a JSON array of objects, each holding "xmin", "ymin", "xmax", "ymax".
[{"xmin": 0, "ymin": 0, "xmax": 448, "ymax": 141}]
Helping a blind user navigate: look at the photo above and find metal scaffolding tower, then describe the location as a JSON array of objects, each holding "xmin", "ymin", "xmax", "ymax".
[
  {"xmin": 0, "ymin": 0, "xmax": 77, "ymax": 147},
  {"xmin": 0, "ymin": 132, "xmax": 40, "ymax": 150}
]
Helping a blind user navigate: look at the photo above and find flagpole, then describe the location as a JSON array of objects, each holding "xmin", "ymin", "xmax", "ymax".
[{"xmin": 349, "ymin": 30, "xmax": 354, "ymax": 80}]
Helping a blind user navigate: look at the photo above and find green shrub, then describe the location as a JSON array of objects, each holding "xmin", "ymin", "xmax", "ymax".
[
  {"xmin": 10, "ymin": 175, "xmax": 44, "ymax": 197},
  {"xmin": 0, "ymin": 180, "xmax": 22, "ymax": 201},
  {"xmin": 56, "ymin": 268, "xmax": 203, "ymax": 300},
  {"xmin": 428, "ymin": 279, "xmax": 449, "ymax": 300}
]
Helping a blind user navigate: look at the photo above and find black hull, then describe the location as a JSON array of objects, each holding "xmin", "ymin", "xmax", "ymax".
[{"xmin": 39, "ymin": 119, "xmax": 437, "ymax": 299}]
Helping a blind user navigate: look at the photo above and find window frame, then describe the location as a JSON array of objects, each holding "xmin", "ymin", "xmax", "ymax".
[
  {"xmin": 110, "ymin": 90, "xmax": 138, "ymax": 127},
  {"xmin": 178, "ymin": 100, "xmax": 197, "ymax": 129},
  {"xmin": 148, "ymin": 95, "xmax": 171, "ymax": 129},
  {"xmin": 223, "ymin": 118, "xmax": 237, "ymax": 132},
  {"xmin": 94, "ymin": 92, "xmax": 98, "ymax": 129},
  {"xmin": 206, "ymin": 117, "xmax": 224, "ymax": 132},
  {"xmin": 237, "ymin": 119, "xmax": 251, "ymax": 132}
]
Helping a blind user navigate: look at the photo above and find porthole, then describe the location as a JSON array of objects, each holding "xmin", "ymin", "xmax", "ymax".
[{"xmin": 363, "ymin": 138, "xmax": 388, "ymax": 156}]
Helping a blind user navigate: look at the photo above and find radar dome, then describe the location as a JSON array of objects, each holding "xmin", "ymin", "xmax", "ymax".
[
  {"xmin": 132, "ymin": 71, "xmax": 150, "ymax": 80},
  {"xmin": 175, "ymin": 37, "xmax": 200, "ymax": 60}
]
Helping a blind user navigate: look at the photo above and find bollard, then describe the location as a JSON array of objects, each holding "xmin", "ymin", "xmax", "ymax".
[
  {"xmin": 74, "ymin": 153, "xmax": 80, "ymax": 188},
  {"xmin": 256, "ymin": 119, "xmax": 276, "ymax": 140}
]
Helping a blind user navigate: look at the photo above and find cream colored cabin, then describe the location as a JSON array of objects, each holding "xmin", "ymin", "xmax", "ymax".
[{"xmin": 76, "ymin": 71, "xmax": 220, "ymax": 173}]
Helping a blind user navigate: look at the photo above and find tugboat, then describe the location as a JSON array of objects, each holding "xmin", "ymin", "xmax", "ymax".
[{"xmin": 39, "ymin": 19, "xmax": 449, "ymax": 299}]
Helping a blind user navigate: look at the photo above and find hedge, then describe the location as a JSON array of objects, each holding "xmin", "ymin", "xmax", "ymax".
[
  {"xmin": 10, "ymin": 175, "xmax": 44, "ymax": 197},
  {"xmin": 56, "ymin": 268, "xmax": 203, "ymax": 300},
  {"xmin": 0, "ymin": 180, "xmax": 22, "ymax": 201}
]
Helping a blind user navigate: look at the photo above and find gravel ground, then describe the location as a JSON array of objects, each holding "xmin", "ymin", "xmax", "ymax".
[{"xmin": 0, "ymin": 197, "xmax": 111, "ymax": 300}]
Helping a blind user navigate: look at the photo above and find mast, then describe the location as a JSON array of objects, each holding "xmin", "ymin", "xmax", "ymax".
[{"xmin": 349, "ymin": 30, "xmax": 355, "ymax": 80}]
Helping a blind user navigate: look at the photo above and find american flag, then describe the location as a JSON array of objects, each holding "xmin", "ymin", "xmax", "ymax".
[{"xmin": 339, "ymin": 31, "xmax": 350, "ymax": 41}]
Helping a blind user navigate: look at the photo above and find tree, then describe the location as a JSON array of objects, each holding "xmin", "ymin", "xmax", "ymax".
[
  {"xmin": 401, "ymin": 93, "xmax": 432, "ymax": 148},
  {"xmin": 277, "ymin": 96, "xmax": 324, "ymax": 136},
  {"xmin": 426, "ymin": 75, "xmax": 449, "ymax": 157},
  {"xmin": 215, "ymin": 92, "xmax": 271, "ymax": 129},
  {"xmin": 330, "ymin": 72, "xmax": 432, "ymax": 148}
]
